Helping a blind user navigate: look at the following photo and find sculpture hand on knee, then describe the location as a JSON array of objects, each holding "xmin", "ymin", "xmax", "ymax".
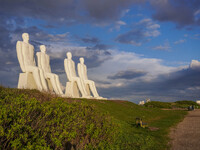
[
  {"xmin": 36, "ymin": 45, "xmax": 63, "ymax": 95},
  {"xmin": 16, "ymin": 33, "xmax": 47, "ymax": 91}
]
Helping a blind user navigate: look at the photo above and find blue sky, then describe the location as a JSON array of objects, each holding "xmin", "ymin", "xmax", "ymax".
[{"xmin": 0, "ymin": 0, "xmax": 200, "ymax": 102}]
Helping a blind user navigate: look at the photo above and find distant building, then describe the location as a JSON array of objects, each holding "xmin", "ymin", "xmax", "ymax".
[
  {"xmin": 146, "ymin": 98, "xmax": 151, "ymax": 103},
  {"xmin": 139, "ymin": 101, "xmax": 145, "ymax": 105},
  {"xmin": 196, "ymin": 100, "xmax": 200, "ymax": 105}
]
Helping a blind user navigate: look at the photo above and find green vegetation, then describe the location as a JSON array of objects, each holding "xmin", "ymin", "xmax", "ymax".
[
  {"xmin": 0, "ymin": 87, "xmax": 117, "ymax": 150},
  {"xmin": 0, "ymin": 86, "xmax": 188, "ymax": 149},
  {"xmin": 145, "ymin": 101, "xmax": 200, "ymax": 109}
]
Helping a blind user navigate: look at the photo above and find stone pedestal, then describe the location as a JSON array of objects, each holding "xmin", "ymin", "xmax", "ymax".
[
  {"xmin": 65, "ymin": 81, "xmax": 80, "ymax": 98},
  {"xmin": 46, "ymin": 78, "xmax": 53, "ymax": 92},
  {"xmin": 85, "ymin": 84, "xmax": 91, "ymax": 96},
  {"xmin": 18, "ymin": 72, "xmax": 53, "ymax": 92},
  {"xmin": 17, "ymin": 72, "xmax": 38, "ymax": 89}
]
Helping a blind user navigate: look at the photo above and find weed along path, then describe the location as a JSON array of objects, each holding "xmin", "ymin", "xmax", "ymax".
[{"xmin": 170, "ymin": 109, "xmax": 200, "ymax": 150}]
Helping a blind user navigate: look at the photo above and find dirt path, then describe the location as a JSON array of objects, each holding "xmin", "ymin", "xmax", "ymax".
[{"xmin": 170, "ymin": 109, "xmax": 200, "ymax": 150}]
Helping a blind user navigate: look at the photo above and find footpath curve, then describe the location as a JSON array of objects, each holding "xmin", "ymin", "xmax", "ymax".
[{"xmin": 170, "ymin": 109, "xmax": 200, "ymax": 150}]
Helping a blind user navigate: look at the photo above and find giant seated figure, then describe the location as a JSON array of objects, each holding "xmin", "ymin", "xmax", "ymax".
[
  {"xmin": 77, "ymin": 57, "xmax": 106, "ymax": 99},
  {"xmin": 16, "ymin": 33, "xmax": 47, "ymax": 91},
  {"xmin": 64, "ymin": 52, "xmax": 90, "ymax": 98},
  {"xmin": 36, "ymin": 45, "xmax": 63, "ymax": 95}
]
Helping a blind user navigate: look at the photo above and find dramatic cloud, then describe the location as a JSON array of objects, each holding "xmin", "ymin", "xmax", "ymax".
[
  {"xmin": 11, "ymin": 27, "xmax": 69, "ymax": 43},
  {"xmin": 190, "ymin": 60, "xmax": 200, "ymax": 69},
  {"xmin": 78, "ymin": 35, "xmax": 100, "ymax": 44},
  {"xmin": 108, "ymin": 70, "xmax": 147, "ymax": 80},
  {"xmin": 82, "ymin": 0, "xmax": 144, "ymax": 23},
  {"xmin": 0, "ymin": 0, "xmax": 144, "ymax": 25},
  {"xmin": 115, "ymin": 18, "xmax": 160, "ymax": 46},
  {"xmin": 87, "ymin": 44, "xmax": 112, "ymax": 51},
  {"xmin": 0, "ymin": 0, "xmax": 199, "ymax": 103},
  {"xmin": 89, "ymin": 50, "xmax": 176, "ymax": 89},
  {"xmin": 1, "ymin": 0, "xmax": 199, "ymax": 28},
  {"xmin": 150, "ymin": 0, "xmax": 200, "ymax": 27},
  {"xmin": 99, "ymin": 59, "xmax": 200, "ymax": 102}
]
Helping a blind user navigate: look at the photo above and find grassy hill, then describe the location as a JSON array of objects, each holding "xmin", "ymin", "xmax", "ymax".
[{"xmin": 0, "ymin": 86, "xmax": 188, "ymax": 150}]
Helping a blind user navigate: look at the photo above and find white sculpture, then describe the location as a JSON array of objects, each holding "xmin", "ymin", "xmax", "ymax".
[
  {"xmin": 77, "ymin": 57, "xmax": 105, "ymax": 99},
  {"xmin": 16, "ymin": 33, "xmax": 48, "ymax": 91},
  {"xmin": 139, "ymin": 101, "xmax": 145, "ymax": 105},
  {"xmin": 64, "ymin": 52, "xmax": 90, "ymax": 98},
  {"xmin": 36, "ymin": 45, "xmax": 63, "ymax": 95}
]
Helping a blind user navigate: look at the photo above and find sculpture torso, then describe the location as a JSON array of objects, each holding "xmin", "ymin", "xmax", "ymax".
[
  {"xmin": 64, "ymin": 59, "xmax": 77, "ymax": 81},
  {"xmin": 78, "ymin": 63, "xmax": 88, "ymax": 80},
  {"xmin": 40, "ymin": 52, "xmax": 51, "ymax": 73},
  {"xmin": 21, "ymin": 41, "xmax": 35, "ymax": 68}
]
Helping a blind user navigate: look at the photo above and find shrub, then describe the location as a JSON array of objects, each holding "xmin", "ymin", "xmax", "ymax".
[
  {"xmin": 0, "ymin": 87, "xmax": 118, "ymax": 149},
  {"xmin": 144, "ymin": 101, "xmax": 172, "ymax": 109}
]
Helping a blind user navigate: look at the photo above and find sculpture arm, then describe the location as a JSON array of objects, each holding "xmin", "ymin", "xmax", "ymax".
[
  {"xmin": 31, "ymin": 45, "xmax": 36, "ymax": 66},
  {"xmin": 47, "ymin": 56, "xmax": 52, "ymax": 73},
  {"xmin": 64, "ymin": 59, "xmax": 72, "ymax": 81},
  {"xmin": 16, "ymin": 41, "xmax": 26, "ymax": 72},
  {"xmin": 36, "ymin": 52, "xmax": 42, "ymax": 68},
  {"xmin": 84, "ymin": 65, "xmax": 88, "ymax": 80},
  {"xmin": 72, "ymin": 61, "xmax": 77, "ymax": 77},
  {"xmin": 77, "ymin": 63, "xmax": 82, "ymax": 79}
]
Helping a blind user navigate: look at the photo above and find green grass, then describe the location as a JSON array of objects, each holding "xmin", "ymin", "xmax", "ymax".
[
  {"xmin": 79, "ymin": 99, "xmax": 187, "ymax": 150},
  {"xmin": 145, "ymin": 100, "xmax": 200, "ymax": 109},
  {"xmin": 0, "ymin": 86, "xmax": 187, "ymax": 150}
]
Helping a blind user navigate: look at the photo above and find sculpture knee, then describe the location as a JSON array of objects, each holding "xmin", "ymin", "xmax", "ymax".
[
  {"xmin": 89, "ymin": 81, "xmax": 94, "ymax": 86},
  {"xmin": 32, "ymin": 68, "xmax": 39, "ymax": 74},
  {"xmin": 55, "ymin": 74, "xmax": 59, "ymax": 79},
  {"xmin": 76, "ymin": 78, "xmax": 81, "ymax": 82}
]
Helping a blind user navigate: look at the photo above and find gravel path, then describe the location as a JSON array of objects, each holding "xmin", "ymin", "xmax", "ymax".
[{"xmin": 170, "ymin": 109, "xmax": 200, "ymax": 150}]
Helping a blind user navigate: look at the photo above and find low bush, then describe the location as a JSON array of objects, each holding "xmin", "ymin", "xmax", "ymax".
[
  {"xmin": 0, "ymin": 87, "xmax": 118, "ymax": 149},
  {"xmin": 175, "ymin": 100, "xmax": 199, "ymax": 108},
  {"xmin": 144, "ymin": 100, "xmax": 199, "ymax": 109},
  {"xmin": 144, "ymin": 101, "xmax": 172, "ymax": 109}
]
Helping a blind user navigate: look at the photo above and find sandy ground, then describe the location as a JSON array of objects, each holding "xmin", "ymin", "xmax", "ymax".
[{"xmin": 170, "ymin": 109, "xmax": 200, "ymax": 150}]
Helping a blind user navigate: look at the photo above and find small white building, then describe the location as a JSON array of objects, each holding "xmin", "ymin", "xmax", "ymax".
[
  {"xmin": 139, "ymin": 101, "xmax": 145, "ymax": 105},
  {"xmin": 196, "ymin": 100, "xmax": 200, "ymax": 105},
  {"xmin": 146, "ymin": 98, "xmax": 151, "ymax": 103}
]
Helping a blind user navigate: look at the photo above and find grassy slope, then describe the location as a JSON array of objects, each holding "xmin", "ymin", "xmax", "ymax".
[
  {"xmin": 0, "ymin": 87, "xmax": 187, "ymax": 150},
  {"xmin": 78, "ymin": 99, "xmax": 187, "ymax": 150}
]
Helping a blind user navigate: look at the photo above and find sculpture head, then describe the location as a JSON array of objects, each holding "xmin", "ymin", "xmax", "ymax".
[
  {"xmin": 40, "ymin": 45, "xmax": 46, "ymax": 53},
  {"xmin": 22, "ymin": 33, "xmax": 29, "ymax": 43},
  {"xmin": 80, "ymin": 57, "xmax": 84, "ymax": 64},
  {"xmin": 66, "ymin": 52, "xmax": 72, "ymax": 59}
]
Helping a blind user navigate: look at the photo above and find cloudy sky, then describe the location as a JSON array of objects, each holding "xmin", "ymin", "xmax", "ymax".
[{"xmin": 0, "ymin": 0, "xmax": 200, "ymax": 102}]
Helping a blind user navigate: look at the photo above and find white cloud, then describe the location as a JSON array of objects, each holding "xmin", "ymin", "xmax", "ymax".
[
  {"xmin": 174, "ymin": 39, "xmax": 186, "ymax": 44},
  {"xmin": 88, "ymin": 50, "xmax": 176, "ymax": 89},
  {"xmin": 137, "ymin": 18, "xmax": 161, "ymax": 37},
  {"xmin": 190, "ymin": 60, "xmax": 200, "ymax": 69},
  {"xmin": 110, "ymin": 20, "xmax": 126, "ymax": 31},
  {"xmin": 152, "ymin": 40, "xmax": 171, "ymax": 51},
  {"xmin": 115, "ymin": 18, "xmax": 160, "ymax": 46}
]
